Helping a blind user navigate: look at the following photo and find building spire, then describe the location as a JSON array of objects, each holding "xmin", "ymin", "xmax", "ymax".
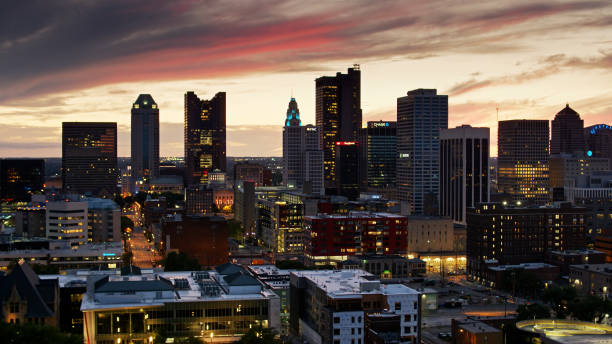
[{"xmin": 285, "ymin": 97, "xmax": 301, "ymax": 127}]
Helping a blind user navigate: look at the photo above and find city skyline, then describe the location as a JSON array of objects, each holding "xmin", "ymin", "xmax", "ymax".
[{"xmin": 1, "ymin": 0, "xmax": 611, "ymax": 158}]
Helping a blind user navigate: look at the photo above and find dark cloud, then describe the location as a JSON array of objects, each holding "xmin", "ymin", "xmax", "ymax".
[{"xmin": 1, "ymin": 0, "xmax": 610, "ymax": 104}]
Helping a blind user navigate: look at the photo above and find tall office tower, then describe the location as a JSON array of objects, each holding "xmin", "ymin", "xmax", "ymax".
[
  {"xmin": 335, "ymin": 141, "xmax": 360, "ymax": 200},
  {"xmin": 440, "ymin": 125, "xmax": 490, "ymax": 224},
  {"xmin": 551, "ymin": 104, "xmax": 585, "ymax": 155},
  {"xmin": 315, "ymin": 65, "xmax": 362, "ymax": 191},
  {"xmin": 0, "ymin": 159, "xmax": 45, "ymax": 202},
  {"xmin": 358, "ymin": 121, "xmax": 396, "ymax": 191},
  {"xmin": 397, "ymin": 89, "xmax": 448, "ymax": 215},
  {"xmin": 585, "ymin": 124, "xmax": 612, "ymax": 169},
  {"xmin": 184, "ymin": 91, "xmax": 226, "ymax": 186},
  {"xmin": 131, "ymin": 94, "xmax": 160, "ymax": 182},
  {"xmin": 497, "ymin": 120, "xmax": 550, "ymax": 203},
  {"xmin": 283, "ymin": 98, "xmax": 324, "ymax": 195},
  {"xmin": 62, "ymin": 122, "xmax": 118, "ymax": 196}
]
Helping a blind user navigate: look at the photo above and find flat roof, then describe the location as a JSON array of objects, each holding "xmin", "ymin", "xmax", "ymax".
[
  {"xmin": 458, "ymin": 320, "xmax": 501, "ymax": 334},
  {"xmin": 291, "ymin": 270, "xmax": 418, "ymax": 298},
  {"xmin": 305, "ymin": 212, "xmax": 405, "ymax": 220}
]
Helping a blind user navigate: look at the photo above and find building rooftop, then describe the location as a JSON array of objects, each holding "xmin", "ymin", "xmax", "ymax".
[
  {"xmin": 80, "ymin": 269, "xmax": 277, "ymax": 311},
  {"xmin": 291, "ymin": 270, "xmax": 419, "ymax": 298},
  {"xmin": 305, "ymin": 211, "xmax": 405, "ymax": 220},
  {"xmin": 570, "ymin": 263, "xmax": 612, "ymax": 275},
  {"xmin": 458, "ymin": 320, "xmax": 501, "ymax": 334},
  {"xmin": 489, "ymin": 263, "xmax": 557, "ymax": 271}
]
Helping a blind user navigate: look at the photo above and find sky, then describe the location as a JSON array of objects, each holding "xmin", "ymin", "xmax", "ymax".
[{"xmin": 1, "ymin": 0, "xmax": 611, "ymax": 158}]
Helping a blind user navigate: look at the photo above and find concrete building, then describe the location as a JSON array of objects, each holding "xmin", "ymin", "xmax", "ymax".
[
  {"xmin": 147, "ymin": 175, "xmax": 184, "ymax": 194},
  {"xmin": 340, "ymin": 255, "xmax": 426, "ymax": 279},
  {"xmin": 0, "ymin": 240, "xmax": 122, "ymax": 271},
  {"xmin": 407, "ymin": 216, "xmax": 454, "ymax": 255},
  {"xmin": 255, "ymin": 197, "xmax": 305, "ymax": 255},
  {"xmin": 290, "ymin": 270, "xmax": 421, "ymax": 344},
  {"xmin": 15, "ymin": 205, "xmax": 46, "ymax": 238},
  {"xmin": 551, "ymin": 104, "xmax": 585, "ymax": 155},
  {"xmin": 161, "ymin": 215, "xmax": 228, "ymax": 267},
  {"xmin": 303, "ymin": 212, "xmax": 408, "ymax": 266},
  {"xmin": 549, "ymin": 154, "xmax": 609, "ymax": 188},
  {"xmin": 46, "ymin": 200, "xmax": 88, "ymax": 245},
  {"xmin": 397, "ymin": 89, "xmax": 448, "ymax": 215},
  {"xmin": 569, "ymin": 263, "xmax": 612, "ymax": 299},
  {"xmin": 585, "ymin": 123, "xmax": 612, "ymax": 169},
  {"xmin": 247, "ymin": 265, "xmax": 294, "ymax": 336},
  {"xmin": 81, "ymin": 268, "xmax": 280, "ymax": 344},
  {"xmin": 86, "ymin": 197, "xmax": 121, "ymax": 243},
  {"xmin": 497, "ymin": 120, "xmax": 550, "ymax": 203},
  {"xmin": 234, "ymin": 162, "xmax": 264, "ymax": 186},
  {"xmin": 467, "ymin": 202, "xmax": 587, "ymax": 280},
  {"xmin": 185, "ymin": 185, "xmax": 214, "ymax": 215},
  {"xmin": 440, "ymin": 125, "xmax": 490, "ymax": 224},
  {"xmin": 451, "ymin": 318, "xmax": 503, "ymax": 344},
  {"xmin": 234, "ymin": 181, "xmax": 256, "ymax": 233}
]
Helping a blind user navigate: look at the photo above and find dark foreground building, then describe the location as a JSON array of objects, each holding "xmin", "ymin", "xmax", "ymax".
[{"xmin": 0, "ymin": 158, "xmax": 45, "ymax": 202}]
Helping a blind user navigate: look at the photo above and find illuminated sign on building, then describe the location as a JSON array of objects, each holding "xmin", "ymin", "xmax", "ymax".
[
  {"xmin": 590, "ymin": 124, "xmax": 612, "ymax": 135},
  {"xmin": 336, "ymin": 141, "xmax": 358, "ymax": 146},
  {"xmin": 369, "ymin": 122, "xmax": 390, "ymax": 128}
]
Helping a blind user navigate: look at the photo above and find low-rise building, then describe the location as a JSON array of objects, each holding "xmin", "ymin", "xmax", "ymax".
[
  {"xmin": 247, "ymin": 265, "xmax": 294, "ymax": 336},
  {"xmin": 290, "ymin": 270, "xmax": 421, "ymax": 344},
  {"xmin": 340, "ymin": 255, "xmax": 426, "ymax": 279},
  {"xmin": 81, "ymin": 268, "xmax": 280, "ymax": 344},
  {"xmin": 546, "ymin": 249, "xmax": 606, "ymax": 275},
  {"xmin": 15, "ymin": 205, "xmax": 46, "ymax": 238},
  {"xmin": 451, "ymin": 318, "xmax": 503, "ymax": 344},
  {"xmin": 0, "ymin": 261, "xmax": 59, "ymax": 326},
  {"xmin": 0, "ymin": 239, "xmax": 122, "ymax": 271},
  {"xmin": 303, "ymin": 212, "xmax": 408, "ymax": 266},
  {"xmin": 482, "ymin": 262, "xmax": 560, "ymax": 289},
  {"xmin": 569, "ymin": 263, "xmax": 612, "ymax": 298}
]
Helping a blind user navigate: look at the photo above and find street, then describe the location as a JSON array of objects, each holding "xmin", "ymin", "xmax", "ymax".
[{"xmin": 128, "ymin": 227, "xmax": 161, "ymax": 268}]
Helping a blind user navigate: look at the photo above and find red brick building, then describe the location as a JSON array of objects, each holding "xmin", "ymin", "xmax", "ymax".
[
  {"xmin": 303, "ymin": 212, "xmax": 408, "ymax": 265},
  {"xmin": 161, "ymin": 215, "xmax": 228, "ymax": 267}
]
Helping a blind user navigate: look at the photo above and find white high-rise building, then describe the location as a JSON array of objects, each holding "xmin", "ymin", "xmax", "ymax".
[
  {"xmin": 440, "ymin": 125, "xmax": 490, "ymax": 224},
  {"xmin": 282, "ymin": 98, "xmax": 324, "ymax": 195}
]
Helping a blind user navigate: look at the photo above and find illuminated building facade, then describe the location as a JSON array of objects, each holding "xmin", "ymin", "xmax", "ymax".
[
  {"xmin": 303, "ymin": 212, "xmax": 408, "ymax": 266},
  {"xmin": 46, "ymin": 200, "xmax": 88, "ymax": 245},
  {"xmin": 184, "ymin": 91, "xmax": 226, "ymax": 185},
  {"xmin": 397, "ymin": 89, "xmax": 448, "ymax": 215},
  {"xmin": 585, "ymin": 124, "xmax": 612, "ymax": 169},
  {"xmin": 255, "ymin": 197, "xmax": 304, "ymax": 255},
  {"xmin": 316, "ymin": 66, "xmax": 362, "ymax": 192},
  {"xmin": 81, "ymin": 268, "xmax": 280, "ymax": 344},
  {"xmin": 440, "ymin": 125, "xmax": 490, "ymax": 224},
  {"xmin": 0, "ymin": 158, "xmax": 45, "ymax": 202},
  {"xmin": 131, "ymin": 94, "xmax": 160, "ymax": 182},
  {"xmin": 497, "ymin": 120, "xmax": 550, "ymax": 203},
  {"xmin": 62, "ymin": 122, "xmax": 118, "ymax": 196},
  {"xmin": 358, "ymin": 121, "xmax": 396, "ymax": 191},
  {"xmin": 551, "ymin": 104, "xmax": 585, "ymax": 155},
  {"xmin": 549, "ymin": 154, "xmax": 609, "ymax": 188},
  {"xmin": 335, "ymin": 141, "xmax": 360, "ymax": 200},
  {"xmin": 466, "ymin": 202, "xmax": 587, "ymax": 279}
]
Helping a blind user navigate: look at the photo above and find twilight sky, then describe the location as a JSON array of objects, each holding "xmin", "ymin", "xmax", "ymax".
[{"xmin": 1, "ymin": 0, "xmax": 611, "ymax": 157}]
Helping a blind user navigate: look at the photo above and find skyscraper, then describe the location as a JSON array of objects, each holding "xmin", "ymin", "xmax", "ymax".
[
  {"xmin": 497, "ymin": 119, "xmax": 550, "ymax": 203},
  {"xmin": 131, "ymin": 94, "xmax": 159, "ymax": 182},
  {"xmin": 397, "ymin": 89, "xmax": 448, "ymax": 215},
  {"xmin": 440, "ymin": 125, "xmax": 490, "ymax": 224},
  {"xmin": 551, "ymin": 104, "xmax": 585, "ymax": 155},
  {"xmin": 315, "ymin": 65, "xmax": 362, "ymax": 191},
  {"xmin": 62, "ymin": 122, "xmax": 118, "ymax": 196},
  {"xmin": 184, "ymin": 91, "xmax": 226, "ymax": 186},
  {"xmin": 358, "ymin": 121, "xmax": 396, "ymax": 191},
  {"xmin": 335, "ymin": 141, "xmax": 360, "ymax": 200},
  {"xmin": 283, "ymin": 98, "xmax": 324, "ymax": 195},
  {"xmin": 585, "ymin": 124, "xmax": 612, "ymax": 169},
  {"xmin": 0, "ymin": 159, "xmax": 45, "ymax": 202}
]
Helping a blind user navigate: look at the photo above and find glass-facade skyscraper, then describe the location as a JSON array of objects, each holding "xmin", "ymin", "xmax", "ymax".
[
  {"xmin": 397, "ymin": 89, "xmax": 448, "ymax": 215},
  {"xmin": 358, "ymin": 121, "xmax": 396, "ymax": 191},
  {"xmin": 315, "ymin": 66, "xmax": 362, "ymax": 192},
  {"xmin": 62, "ymin": 122, "xmax": 118, "ymax": 196},
  {"xmin": 497, "ymin": 119, "xmax": 550, "ymax": 203},
  {"xmin": 131, "ymin": 94, "xmax": 159, "ymax": 182},
  {"xmin": 184, "ymin": 91, "xmax": 226, "ymax": 186}
]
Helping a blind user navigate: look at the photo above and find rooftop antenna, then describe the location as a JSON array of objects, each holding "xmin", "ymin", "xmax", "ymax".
[
  {"xmin": 496, "ymin": 106, "xmax": 500, "ymax": 122},
  {"xmin": 291, "ymin": 88, "xmax": 294, "ymax": 99}
]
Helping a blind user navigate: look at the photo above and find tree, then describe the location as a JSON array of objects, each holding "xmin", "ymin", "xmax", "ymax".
[
  {"xmin": 0, "ymin": 322, "xmax": 82, "ymax": 344},
  {"xmin": 122, "ymin": 250, "xmax": 133, "ymax": 267},
  {"xmin": 516, "ymin": 303, "xmax": 551, "ymax": 321},
  {"xmin": 542, "ymin": 286, "xmax": 577, "ymax": 319},
  {"xmin": 228, "ymin": 219, "xmax": 245, "ymax": 241},
  {"xmin": 568, "ymin": 295, "xmax": 612, "ymax": 323},
  {"xmin": 233, "ymin": 327, "xmax": 281, "ymax": 344},
  {"xmin": 162, "ymin": 251, "xmax": 201, "ymax": 271},
  {"xmin": 121, "ymin": 216, "xmax": 135, "ymax": 231}
]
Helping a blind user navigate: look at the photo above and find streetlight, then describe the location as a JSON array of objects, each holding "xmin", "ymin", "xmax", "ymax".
[{"xmin": 210, "ymin": 332, "xmax": 214, "ymax": 343}]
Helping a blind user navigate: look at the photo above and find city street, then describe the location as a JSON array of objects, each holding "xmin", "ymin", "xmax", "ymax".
[{"xmin": 128, "ymin": 227, "xmax": 161, "ymax": 268}]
